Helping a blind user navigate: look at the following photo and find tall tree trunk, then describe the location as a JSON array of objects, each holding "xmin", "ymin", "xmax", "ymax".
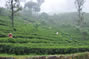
[
  {"xmin": 78, "ymin": 7, "xmax": 81, "ymax": 26},
  {"xmin": 11, "ymin": 0, "xmax": 14, "ymax": 28}
]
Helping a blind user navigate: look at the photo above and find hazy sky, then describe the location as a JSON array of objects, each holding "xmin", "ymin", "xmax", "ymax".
[
  {"xmin": 40, "ymin": 0, "xmax": 89, "ymax": 14},
  {"xmin": 0, "ymin": 0, "xmax": 89, "ymax": 14}
]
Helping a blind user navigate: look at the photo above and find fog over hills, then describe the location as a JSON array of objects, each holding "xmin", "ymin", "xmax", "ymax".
[{"xmin": 0, "ymin": 0, "xmax": 89, "ymax": 14}]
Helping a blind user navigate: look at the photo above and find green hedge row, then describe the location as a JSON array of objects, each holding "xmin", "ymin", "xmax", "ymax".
[
  {"xmin": 0, "ymin": 44, "xmax": 89, "ymax": 55},
  {"xmin": 0, "ymin": 38, "xmax": 54, "ymax": 43},
  {"xmin": 0, "ymin": 38, "xmax": 30, "ymax": 43}
]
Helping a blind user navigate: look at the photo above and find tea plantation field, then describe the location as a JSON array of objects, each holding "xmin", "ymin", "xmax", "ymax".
[{"xmin": 0, "ymin": 16, "xmax": 89, "ymax": 55}]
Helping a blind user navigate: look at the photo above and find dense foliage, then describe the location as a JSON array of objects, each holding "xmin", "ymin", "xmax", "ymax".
[{"xmin": 0, "ymin": 7, "xmax": 89, "ymax": 55}]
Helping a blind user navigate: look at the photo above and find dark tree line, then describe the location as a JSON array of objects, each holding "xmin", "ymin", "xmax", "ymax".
[{"xmin": 24, "ymin": 0, "xmax": 45, "ymax": 13}]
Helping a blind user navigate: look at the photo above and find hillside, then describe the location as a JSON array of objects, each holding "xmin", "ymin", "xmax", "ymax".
[{"xmin": 0, "ymin": 12, "xmax": 89, "ymax": 55}]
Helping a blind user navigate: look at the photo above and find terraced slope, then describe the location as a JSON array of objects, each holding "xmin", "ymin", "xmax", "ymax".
[{"xmin": 0, "ymin": 16, "xmax": 89, "ymax": 55}]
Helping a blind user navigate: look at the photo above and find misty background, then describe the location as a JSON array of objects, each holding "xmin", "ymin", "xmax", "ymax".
[
  {"xmin": 0, "ymin": 0, "xmax": 89, "ymax": 14},
  {"xmin": 0, "ymin": 0, "xmax": 89, "ymax": 55}
]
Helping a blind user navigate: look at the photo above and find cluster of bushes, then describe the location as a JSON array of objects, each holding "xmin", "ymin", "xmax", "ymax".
[{"xmin": 0, "ymin": 43, "xmax": 89, "ymax": 55}]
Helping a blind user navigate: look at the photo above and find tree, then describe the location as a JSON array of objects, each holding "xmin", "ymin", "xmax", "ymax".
[
  {"xmin": 6, "ymin": 0, "xmax": 22, "ymax": 28},
  {"xmin": 75, "ymin": 0, "xmax": 88, "ymax": 40},
  {"xmin": 37, "ymin": 0, "xmax": 45, "ymax": 6},
  {"xmin": 75, "ymin": 0, "xmax": 85, "ymax": 27},
  {"xmin": 40, "ymin": 12, "xmax": 49, "ymax": 19},
  {"xmin": 24, "ymin": 0, "xmax": 45, "ymax": 15}
]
